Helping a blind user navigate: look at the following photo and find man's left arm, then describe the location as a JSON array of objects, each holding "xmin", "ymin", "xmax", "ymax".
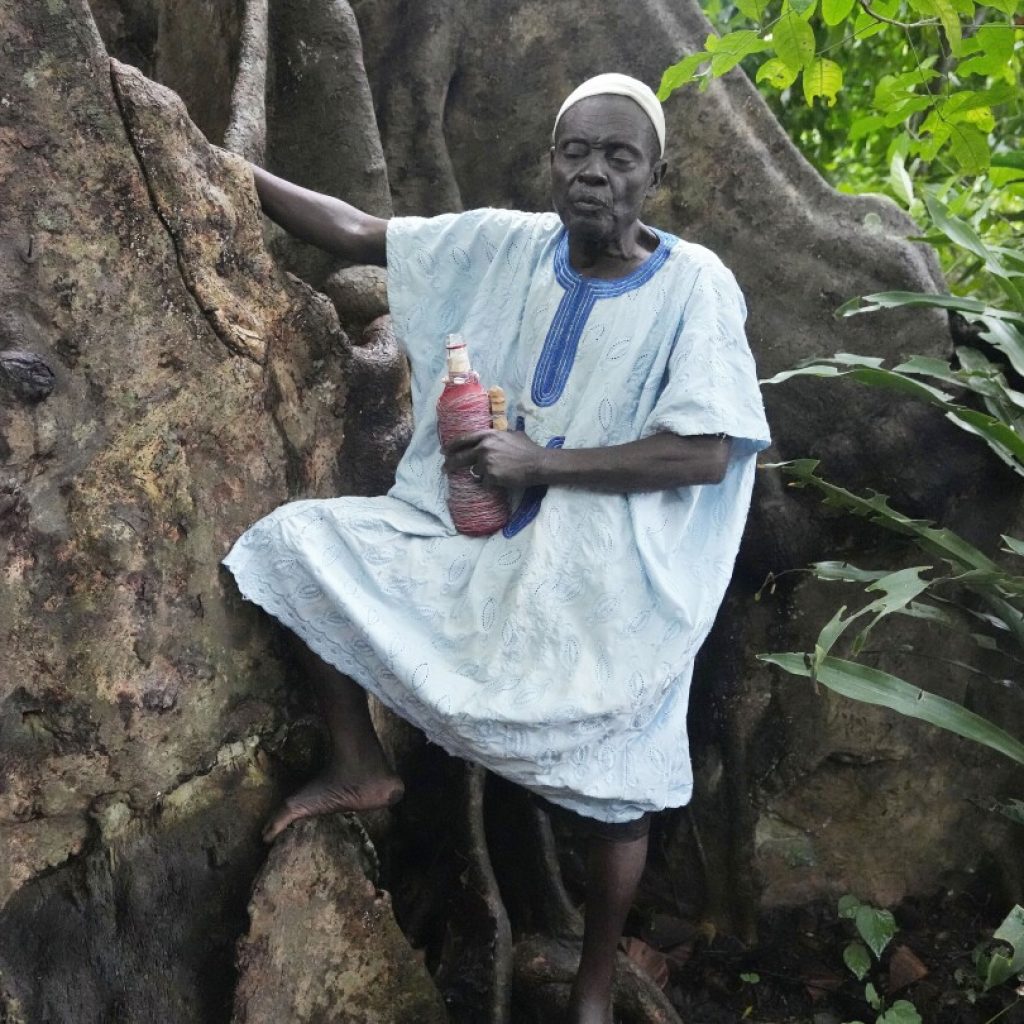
[{"xmin": 444, "ymin": 430, "xmax": 731, "ymax": 492}]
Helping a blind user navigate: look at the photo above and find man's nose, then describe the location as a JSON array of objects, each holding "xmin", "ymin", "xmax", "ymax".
[{"xmin": 577, "ymin": 154, "xmax": 609, "ymax": 184}]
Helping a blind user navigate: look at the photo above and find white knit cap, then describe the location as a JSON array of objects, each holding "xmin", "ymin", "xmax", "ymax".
[{"xmin": 552, "ymin": 73, "xmax": 666, "ymax": 157}]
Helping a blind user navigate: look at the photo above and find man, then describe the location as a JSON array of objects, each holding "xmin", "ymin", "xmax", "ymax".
[{"xmin": 224, "ymin": 73, "xmax": 770, "ymax": 1024}]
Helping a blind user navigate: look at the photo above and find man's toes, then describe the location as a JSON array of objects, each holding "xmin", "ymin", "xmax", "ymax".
[{"xmin": 262, "ymin": 804, "xmax": 301, "ymax": 844}]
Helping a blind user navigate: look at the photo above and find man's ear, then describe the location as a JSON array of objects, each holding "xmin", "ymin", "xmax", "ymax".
[{"xmin": 646, "ymin": 158, "xmax": 668, "ymax": 198}]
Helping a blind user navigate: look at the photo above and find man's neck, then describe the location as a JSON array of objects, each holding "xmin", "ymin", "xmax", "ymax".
[{"xmin": 567, "ymin": 222, "xmax": 658, "ymax": 280}]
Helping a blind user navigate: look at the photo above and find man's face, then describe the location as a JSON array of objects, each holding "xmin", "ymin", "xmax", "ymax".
[{"xmin": 550, "ymin": 94, "xmax": 665, "ymax": 243}]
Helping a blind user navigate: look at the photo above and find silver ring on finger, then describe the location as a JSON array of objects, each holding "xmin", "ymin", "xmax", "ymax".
[{"xmin": 469, "ymin": 464, "xmax": 482, "ymax": 481}]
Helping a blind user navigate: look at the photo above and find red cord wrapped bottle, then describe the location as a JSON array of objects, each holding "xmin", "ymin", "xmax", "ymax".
[{"xmin": 436, "ymin": 334, "xmax": 509, "ymax": 536}]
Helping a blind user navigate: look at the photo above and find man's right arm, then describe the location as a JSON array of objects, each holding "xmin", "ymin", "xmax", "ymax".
[{"xmin": 250, "ymin": 165, "xmax": 388, "ymax": 266}]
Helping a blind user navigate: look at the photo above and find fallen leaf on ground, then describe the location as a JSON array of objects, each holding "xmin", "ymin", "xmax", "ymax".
[
  {"xmin": 621, "ymin": 936, "xmax": 670, "ymax": 989},
  {"xmin": 888, "ymin": 944, "xmax": 928, "ymax": 991}
]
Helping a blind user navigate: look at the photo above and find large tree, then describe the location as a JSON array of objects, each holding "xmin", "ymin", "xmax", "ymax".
[{"xmin": 2, "ymin": 1, "xmax": 1021, "ymax": 1021}]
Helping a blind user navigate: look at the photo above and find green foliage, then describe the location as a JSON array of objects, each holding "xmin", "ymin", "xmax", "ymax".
[
  {"xmin": 759, "ymin": 191, "xmax": 1024, "ymax": 794},
  {"xmin": 835, "ymin": 897, "xmax": 922, "ymax": 1023},
  {"xmin": 661, "ymin": 0, "xmax": 1024, "ymax": 267}
]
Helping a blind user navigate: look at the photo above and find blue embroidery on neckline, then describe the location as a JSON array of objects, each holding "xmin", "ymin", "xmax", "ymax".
[
  {"xmin": 502, "ymin": 434, "xmax": 565, "ymax": 538},
  {"xmin": 530, "ymin": 230, "xmax": 675, "ymax": 409}
]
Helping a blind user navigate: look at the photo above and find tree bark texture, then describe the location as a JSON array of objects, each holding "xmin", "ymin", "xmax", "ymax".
[{"xmin": 2, "ymin": 0, "xmax": 1022, "ymax": 1021}]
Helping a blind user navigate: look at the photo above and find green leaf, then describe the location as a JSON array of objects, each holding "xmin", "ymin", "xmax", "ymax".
[
  {"xmin": 850, "ymin": 115, "xmax": 886, "ymax": 140},
  {"xmin": 706, "ymin": 30, "xmax": 771, "ymax": 75},
  {"xmin": 803, "ymin": 58, "xmax": 843, "ymax": 107},
  {"xmin": 838, "ymin": 291, "xmax": 1021, "ymax": 322},
  {"xmin": 790, "ymin": 0, "xmax": 818, "ymax": 12},
  {"xmin": 865, "ymin": 981, "xmax": 882, "ymax": 1010},
  {"xmin": 889, "ymin": 152, "xmax": 914, "ymax": 205},
  {"xmin": 758, "ymin": 654, "xmax": 1024, "ymax": 768},
  {"xmin": 658, "ymin": 52, "xmax": 710, "ymax": 100},
  {"xmin": 740, "ymin": 971, "xmax": 761, "ymax": 983},
  {"xmin": 992, "ymin": 152, "xmax": 1024, "ymax": 172},
  {"xmin": 958, "ymin": 25, "xmax": 1015, "ymax": 76},
  {"xmin": 839, "ymin": 895, "xmax": 862, "ymax": 919},
  {"xmin": 924, "ymin": 193, "xmax": 993, "ymax": 265},
  {"xmin": 822, "ymin": 0, "xmax": 856, "ymax": 22},
  {"xmin": 873, "ymin": 69, "xmax": 939, "ymax": 112},
  {"xmin": 811, "ymin": 562, "xmax": 892, "ymax": 583},
  {"xmin": 736, "ymin": 0, "xmax": 771, "ymax": 18},
  {"xmin": 774, "ymin": 10, "xmax": 816, "ymax": 71},
  {"xmin": 852, "ymin": 0, "xmax": 900, "ymax": 35},
  {"xmin": 993, "ymin": 798, "xmax": 1024, "ymax": 826},
  {"xmin": 1003, "ymin": 536, "xmax": 1024, "ymax": 557},
  {"xmin": 981, "ymin": 0, "xmax": 1020, "ymax": 13},
  {"xmin": 878, "ymin": 1001, "xmax": 923, "ymax": 1024},
  {"xmin": 978, "ymin": 318, "xmax": 1024, "ymax": 380},
  {"xmin": 857, "ymin": 905, "xmax": 898, "ymax": 959},
  {"xmin": 948, "ymin": 123, "xmax": 990, "ymax": 174},
  {"xmin": 932, "ymin": 0, "xmax": 963, "ymax": 54},
  {"xmin": 757, "ymin": 57, "xmax": 799, "ymax": 88},
  {"xmin": 844, "ymin": 940, "xmax": 872, "ymax": 980},
  {"xmin": 982, "ymin": 905, "xmax": 1024, "ymax": 990}
]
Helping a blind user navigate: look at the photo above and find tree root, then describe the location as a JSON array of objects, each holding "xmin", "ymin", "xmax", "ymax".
[
  {"xmin": 223, "ymin": 0, "xmax": 269, "ymax": 163},
  {"xmin": 513, "ymin": 935, "xmax": 684, "ymax": 1024}
]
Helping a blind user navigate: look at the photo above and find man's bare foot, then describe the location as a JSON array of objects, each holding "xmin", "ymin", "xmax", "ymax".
[
  {"xmin": 262, "ymin": 763, "xmax": 404, "ymax": 843},
  {"xmin": 565, "ymin": 998, "xmax": 613, "ymax": 1024}
]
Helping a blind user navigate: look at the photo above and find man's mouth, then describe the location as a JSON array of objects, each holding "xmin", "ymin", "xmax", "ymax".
[{"xmin": 570, "ymin": 195, "xmax": 608, "ymax": 211}]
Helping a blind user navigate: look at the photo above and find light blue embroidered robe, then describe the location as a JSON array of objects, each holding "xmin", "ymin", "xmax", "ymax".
[{"xmin": 223, "ymin": 208, "xmax": 771, "ymax": 823}]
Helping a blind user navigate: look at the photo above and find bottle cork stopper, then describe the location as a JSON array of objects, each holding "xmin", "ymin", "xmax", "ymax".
[
  {"xmin": 488, "ymin": 385, "xmax": 507, "ymax": 431},
  {"xmin": 445, "ymin": 333, "xmax": 470, "ymax": 376}
]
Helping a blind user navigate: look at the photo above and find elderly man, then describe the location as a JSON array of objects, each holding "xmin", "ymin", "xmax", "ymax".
[{"xmin": 224, "ymin": 73, "xmax": 770, "ymax": 1023}]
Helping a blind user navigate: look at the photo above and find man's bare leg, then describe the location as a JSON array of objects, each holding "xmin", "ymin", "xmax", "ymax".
[
  {"xmin": 566, "ymin": 828, "xmax": 649, "ymax": 1024},
  {"xmin": 263, "ymin": 643, "xmax": 404, "ymax": 842}
]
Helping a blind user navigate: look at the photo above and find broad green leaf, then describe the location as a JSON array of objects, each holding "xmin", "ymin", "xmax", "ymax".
[
  {"xmin": 761, "ymin": 460, "xmax": 1001, "ymax": 574},
  {"xmin": 1003, "ymin": 536, "xmax": 1024, "ymax": 557},
  {"xmin": 874, "ymin": 68, "xmax": 939, "ymax": 112},
  {"xmin": 839, "ymin": 895, "xmax": 862, "ymax": 918},
  {"xmin": 757, "ymin": 57, "xmax": 799, "ymax": 88},
  {"xmin": 658, "ymin": 52, "xmax": 710, "ymax": 99},
  {"xmin": 994, "ymin": 798, "xmax": 1024, "ymax": 825},
  {"xmin": 736, "ymin": 0, "xmax": 771, "ymax": 18},
  {"xmin": 811, "ymin": 562, "xmax": 891, "ymax": 583},
  {"xmin": 982, "ymin": 905, "xmax": 1024, "ymax": 990},
  {"xmin": 865, "ymin": 981, "xmax": 882, "ymax": 1010},
  {"xmin": 992, "ymin": 152, "xmax": 1024, "ymax": 172},
  {"xmin": 878, "ymin": 1001, "xmax": 923, "ymax": 1024},
  {"xmin": 850, "ymin": 114, "xmax": 886, "ymax": 140},
  {"xmin": 759, "ymin": 653, "xmax": 1024, "ymax": 767},
  {"xmin": 958, "ymin": 25, "xmax": 1015, "ymax": 76},
  {"xmin": 924, "ymin": 192, "xmax": 993, "ymax": 265},
  {"xmin": 837, "ymin": 291, "xmax": 1022, "ymax": 322},
  {"xmin": 822, "ymin": 0, "xmax": 856, "ymax": 22},
  {"xmin": 815, "ymin": 605, "xmax": 853, "ymax": 669},
  {"xmin": 844, "ymin": 940, "xmax": 872, "ymax": 980},
  {"xmin": 774, "ymin": 10, "xmax": 816, "ymax": 71},
  {"xmin": 978, "ymin": 319, "xmax": 1024, "ymax": 380},
  {"xmin": 889, "ymin": 152, "xmax": 914, "ymax": 205},
  {"xmin": 790, "ymin": 0, "xmax": 818, "ymax": 13},
  {"xmin": 761, "ymin": 362, "xmax": 955, "ymax": 403},
  {"xmin": 948, "ymin": 122, "xmax": 990, "ymax": 174},
  {"xmin": 707, "ymin": 30, "xmax": 771, "ymax": 75},
  {"xmin": 856, "ymin": 905, "xmax": 898, "ymax": 959},
  {"xmin": 981, "ymin": 0, "xmax": 1020, "ymax": 13},
  {"xmin": 803, "ymin": 57, "xmax": 843, "ymax": 107},
  {"xmin": 932, "ymin": 0, "xmax": 963, "ymax": 54}
]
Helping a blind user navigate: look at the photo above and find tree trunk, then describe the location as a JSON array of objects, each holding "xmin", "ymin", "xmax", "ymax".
[{"xmin": 2, "ymin": 0, "xmax": 1021, "ymax": 1021}]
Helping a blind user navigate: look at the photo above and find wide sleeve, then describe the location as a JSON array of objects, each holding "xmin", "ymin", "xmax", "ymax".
[
  {"xmin": 640, "ymin": 257, "xmax": 771, "ymax": 453},
  {"xmin": 385, "ymin": 207, "xmax": 538, "ymax": 372}
]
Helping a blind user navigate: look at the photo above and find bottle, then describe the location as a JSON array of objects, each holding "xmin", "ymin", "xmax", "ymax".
[{"xmin": 436, "ymin": 334, "xmax": 509, "ymax": 536}]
